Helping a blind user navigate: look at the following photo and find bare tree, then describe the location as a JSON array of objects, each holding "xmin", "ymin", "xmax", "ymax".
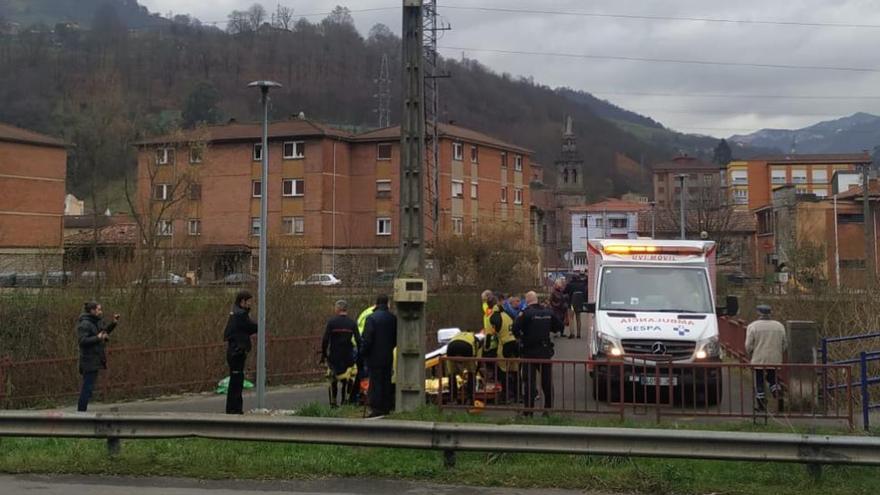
[
  {"xmin": 247, "ymin": 3, "xmax": 268, "ymax": 30},
  {"xmin": 272, "ymin": 5, "xmax": 295, "ymax": 31}
]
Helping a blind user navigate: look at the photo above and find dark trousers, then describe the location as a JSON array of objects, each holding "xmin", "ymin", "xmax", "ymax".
[
  {"xmin": 77, "ymin": 370, "xmax": 98, "ymax": 412},
  {"xmin": 523, "ymin": 361, "xmax": 553, "ymax": 410},
  {"xmin": 369, "ymin": 365, "xmax": 394, "ymax": 414},
  {"xmin": 447, "ymin": 340, "xmax": 475, "ymax": 404},
  {"xmin": 226, "ymin": 351, "xmax": 247, "ymax": 414},
  {"xmin": 499, "ymin": 341, "xmax": 520, "ymax": 403},
  {"xmin": 754, "ymin": 368, "xmax": 779, "ymax": 399}
]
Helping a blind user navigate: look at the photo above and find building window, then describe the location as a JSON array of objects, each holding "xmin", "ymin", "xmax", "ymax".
[
  {"xmin": 470, "ymin": 182, "xmax": 478, "ymax": 199},
  {"xmin": 253, "ymin": 143, "xmax": 263, "ymax": 161},
  {"xmin": 841, "ymin": 259, "xmax": 866, "ymax": 269},
  {"xmin": 470, "ymin": 145, "xmax": 479, "ymax": 163},
  {"xmin": 252, "ymin": 180, "xmax": 262, "ymax": 198},
  {"xmin": 609, "ymin": 218, "xmax": 628, "ymax": 229},
  {"xmin": 595, "ymin": 218, "xmax": 604, "ymax": 228},
  {"xmin": 813, "ymin": 188, "xmax": 828, "ymax": 198},
  {"xmin": 283, "ymin": 216, "xmax": 304, "ymax": 235},
  {"xmin": 153, "ymin": 184, "xmax": 171, "ymax": 201},
  {"xmin": 514, "ymin": 155, "xmax": 523, "ymax": 171},
  {"xmin": 251, "ymin": 217, "xmax": 261, "ymax": 236},
  {"xmin": 757, "ymin": 209, "xmax": 774, "ymax": 234},
  {"xmin": 501, "ymin": 152, "xmax": 508, "ymax": 168},
  {"xmin": 581, "ymin": 217, "xmax": 589, "ymax": 228},
  {"xmin": 282, "ymin": 179, "xmax": 304, "ymax": 197},
  {"xmin": 376, "ymin": 217, "xmax": 392, "ymax": 236},
  {"xmin": 838, "ymin": 213, "xmax": 864, "ymax": 224},
  {"xmin": 377, "ymin": 143, "xmax": 393, "ymax": 160},
  {"xmin": 188, "ymin": 219, "xmax": 201, "ymax": 236},
  {"xmin": 703, "ymin": 174, "xmax": 714, "ymax": 185},
  {"xmin": 250, "ymin": 255, "xmax": 259, "ymax": 274},
  {"xmin": 189, "ymin": 183, "xmax": 202, "ymax": 200},
  {"xmin": 452, "ymin": 180, "xmax": 464, "ymax": 198},
  {"xmin": 376, "ymin": 180, "xmax": 392, "ymax": 198},
  {"xmin": 501, "ymin": 187, "xmax": 508, "ymax": 203},
  {"xmin": 156, "ymin": 148, "xmax": 174, "ymax": 165},
  {"xmin": 731, "ymin": 170, "xmax": 748, "ymax": 184},
  {"xmin": 733, "ymin": 188, "xmax": 748, "ymax": 204},
  {"xmin": 283, "ymin": 141, "xmax": 305, "ymax": 159},
  {"xmin": 156, "ymin": 220, "xmax": 173, "ymax": 237},
  {"xmin": 452, "ymin": 217, "xmax": 463, "ymax": 235},
  {"xmin": 514, "ymin": 188, "xmax": 523, "ymax": 204},
  {"xmin": 792, "ymin": 169, "xmax": 807, "ymax": 184},
  {"xmin": 452, "ymin": 142, "xmax": 463, "ymax": 161},
  {"xmin": 189, "ymin": 147, "xmax": 203, "ymax": 164},
  {"xmin": 771, "ymin": 169, "xmax": 786, "ymax": 184},
  {"xmin": 812, "ymin": 169, "xmax": 828, "ymax": 184}
]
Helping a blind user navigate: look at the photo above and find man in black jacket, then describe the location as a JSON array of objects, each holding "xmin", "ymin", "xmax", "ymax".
[
  {"xmin": 513, "ymin": 291, "xmax": 563, "ymax": 414},
  {"xmin": 224, "ymin": 290, "xmax": 259, "ymax": 414},
  {"xmin": 321, "ymin": 299, "xmax": 361, "ymax": 407},
  {"xmin": 361, "ymin": 294, "xmax": 397, "ymax": 417},
  {"xmin": 76, "ymin": 301, "xmax": 119, "ymax": 412},
  {"xmin": 564, "ymin": 273, "xmax": 588, "ymax": 339}
]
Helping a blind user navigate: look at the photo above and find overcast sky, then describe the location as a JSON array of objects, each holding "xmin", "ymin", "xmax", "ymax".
[{"xmin": 139, "ymin": 0, "xmax": 880, "ymax": 137}]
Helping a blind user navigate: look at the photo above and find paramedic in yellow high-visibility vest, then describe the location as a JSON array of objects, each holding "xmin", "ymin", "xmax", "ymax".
[
  {"xmin": 445, "ymin": 330, "xmax": 483, "ymax": 405},
  {"xmin": 481, "ymin": 289, "xmax": 493, "ymax": 330},
  {"xmin": 350, "ymin": 304, "xmax": 376, "ymax": 404},
  {"xmin": 490, "ymin": 297, "xmax": 519, "ymax": 403}
]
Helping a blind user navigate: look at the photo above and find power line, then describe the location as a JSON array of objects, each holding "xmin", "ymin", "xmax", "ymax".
[
  {"xmin": 439, "ymin": 46, "xmax": 880, "ymax": 73},
  {"xmin": 590, "ymin": 91, "xmax": 880, "ymax": 100},
  {"xmin": 438, "ymin": 4, "xmax": 880, "ymax": 30}
]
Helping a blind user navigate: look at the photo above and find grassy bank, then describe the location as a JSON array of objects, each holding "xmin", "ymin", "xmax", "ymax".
[{"xmin": 1, "ymin": 407, "xmax": 877, "ymax": 495}]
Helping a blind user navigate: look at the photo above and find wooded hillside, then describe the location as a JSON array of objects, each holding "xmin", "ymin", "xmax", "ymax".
[{"xmin": 0, "ymin": 1, "xmax": 684, "ymax": 204}]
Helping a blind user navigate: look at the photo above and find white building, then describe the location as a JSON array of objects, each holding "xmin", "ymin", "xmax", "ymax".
[{"xmin": 569, "ymin": 199, "xmax": 649, "ymax": 271}]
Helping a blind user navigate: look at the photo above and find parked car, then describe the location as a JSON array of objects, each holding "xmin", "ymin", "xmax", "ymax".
[
  {"xmin": 371, "ymin": 272, "xmax": 395, "ymax": 286},
  {"xmin": 14, "ymin": 272, "xmax": 43, "ymax": 287},
  {"xmin": 210, "ymin": 273, "xmax": 257, "ymax": 286},
  {"xmin": 132, "ymin": 272, "xmax": 187, "ymax": 286},
  {"xmin": 294, "ymin": 273, "xmax": 342, "ymax": 286}
]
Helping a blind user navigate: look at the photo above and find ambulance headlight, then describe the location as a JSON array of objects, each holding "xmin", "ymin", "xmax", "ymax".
[
  {"xmin": 598, "ymin": 334, "xmax": 623, "ymax": 357},
  {"xmin": 695, "ymin": 336, "xmax": 720, "ymax": 359}
]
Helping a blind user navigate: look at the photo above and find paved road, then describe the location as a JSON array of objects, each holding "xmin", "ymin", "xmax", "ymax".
[{"xmin": 0, "ymin": 475, "xmax": 591, "ymax": 495}]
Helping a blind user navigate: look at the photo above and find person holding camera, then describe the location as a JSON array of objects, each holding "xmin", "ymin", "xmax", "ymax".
[
  {"xmin": 224, "ymin": 291, "xmax": 259, "ymax": 414},
  {"xmin": 76, "ymin": 301, "xmax": 120, "ymax": 412}
]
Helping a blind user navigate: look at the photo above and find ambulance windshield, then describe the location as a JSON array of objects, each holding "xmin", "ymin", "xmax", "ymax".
[{"xmin": 598, "ymin": 266, "xmax": 712, "ymax": 313}]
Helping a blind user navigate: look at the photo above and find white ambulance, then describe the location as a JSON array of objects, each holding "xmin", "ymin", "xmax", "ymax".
[{"xmin": 585, "ymin": 239, "xmax": 738, "ymax": 405}]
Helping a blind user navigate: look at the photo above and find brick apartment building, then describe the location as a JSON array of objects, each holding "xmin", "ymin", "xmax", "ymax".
[
  {"xmin": 652, "ymin": 154, "xmax": 726, "ymax": 210},
  {"xmin": 755, "ymin": 184, "xmax": 879, "ymax": 287},
  {"xmin": 135, "ymin": 118, "xmax": 532, "ymax": 282},
  {"xmin": 738, "ymin": 153, "xmax": 868, "ymax": 210},
  {"xmin": 0, "ymin": 122, "xmax": 67, "ymax": 273}
]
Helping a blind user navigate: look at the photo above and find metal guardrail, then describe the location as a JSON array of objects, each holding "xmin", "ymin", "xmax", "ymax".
[{"xmin": 1, "ymin": 411, "xmax": 879, "ymax": 468}]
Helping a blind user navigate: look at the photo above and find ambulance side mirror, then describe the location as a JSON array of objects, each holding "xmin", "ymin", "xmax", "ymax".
[{"xmin": 717, "ymin": 295, "xmax": 739, "ymax": 316}]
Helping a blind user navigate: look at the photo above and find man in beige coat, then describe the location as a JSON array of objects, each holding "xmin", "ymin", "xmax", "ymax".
[{"xmin": 745, "ymin": 305, "xmax": 788, "ymax": 412}]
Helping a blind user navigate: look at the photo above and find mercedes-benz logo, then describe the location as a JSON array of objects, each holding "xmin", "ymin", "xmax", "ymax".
[{"xmin": 651, "ymin": 342, "xmax": 667, "ymax": 355}]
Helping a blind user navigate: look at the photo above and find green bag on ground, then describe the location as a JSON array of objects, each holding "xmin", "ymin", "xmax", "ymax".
[{"xmin": 215, "ymin": 376, "xmax": 255, "ymax": 394}]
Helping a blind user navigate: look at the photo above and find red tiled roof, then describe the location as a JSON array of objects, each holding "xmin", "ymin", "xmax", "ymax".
[
  {"xmin": 135, "ymin": 119, "xmax": 351, "ymax": 145},
  {"xmin": 0, "ymin": 122, "xmax": 67, "ymax": 148},
  {"xmin": 652, "ymin": 155, "xmax": 721, "ymax": 171},
  {"xmin": 65, "ymin": 223, "xmax": 137, "ymax": 246},
  {"xmin": 354, "ymin": 123, "xmax": 532, "ymax": 154},
  {"xmin": 569, "ymin": 198, "xmax": 652, "ymax": 213},
  {"xmin": 837, "ymin": 181, "xmax": 880, "ymax": 200},
  {"xmin": 753, "ymin": 153, "xmax": 871, "ymax": 164}
]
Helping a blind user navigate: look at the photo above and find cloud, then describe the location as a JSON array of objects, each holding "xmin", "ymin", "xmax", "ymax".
[{"xmin": 139, "ymin": 0, "xmax": 880, "ymax": 136}]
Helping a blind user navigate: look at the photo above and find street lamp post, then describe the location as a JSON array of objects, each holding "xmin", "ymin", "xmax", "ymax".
[
  {"xmin": 247, "ymin": 80, "xmax": 281, "ymax": 410},
  {"xmin": 676, "ymin": 174, "xmax": 688, "ymax": 240},
  {"xmin": 649, "ymin": 201, "xmax": 656, "ymax": 238}
]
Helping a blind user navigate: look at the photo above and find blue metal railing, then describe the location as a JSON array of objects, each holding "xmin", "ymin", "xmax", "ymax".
[{"xmin": 821, "ymin": 333, "xmax": 880, "ymax": 430}]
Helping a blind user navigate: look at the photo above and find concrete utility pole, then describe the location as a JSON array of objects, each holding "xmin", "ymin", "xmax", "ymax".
[
  {"xmin": 677, "ymin": 174, "xmax": 688, "ymax": 239},
  {"xmin": 396, "ymin": 0, "xmax": 427, "ymax": 412},
  {"xmin": 862, "ymin": 162, "xmax": 875, "ymax": 286},
  {"xmin": 247, "ymin": 80, "xmax": 281, "ymax": 410}
]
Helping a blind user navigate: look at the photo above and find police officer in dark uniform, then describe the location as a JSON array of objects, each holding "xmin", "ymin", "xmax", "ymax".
[{"xmin": 513, "ymin": 291, "xmax": 563, "ymax": 414}]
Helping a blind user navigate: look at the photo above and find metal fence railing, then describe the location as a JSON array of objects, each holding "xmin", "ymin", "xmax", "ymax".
[
  {"xmin": 436, "ymin": 357, "xmax": 854, "ymax": 428},
  {"xmin": 3, "ymin": 411, "xmax": 879, "ymax": 468},
  {"xmin": 821, "ymin": 333, "xmax": 880, "ymax": 430},
  {"xmin": 0, "ymin": 335, "xmax": 324, "ymax": 408}
]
